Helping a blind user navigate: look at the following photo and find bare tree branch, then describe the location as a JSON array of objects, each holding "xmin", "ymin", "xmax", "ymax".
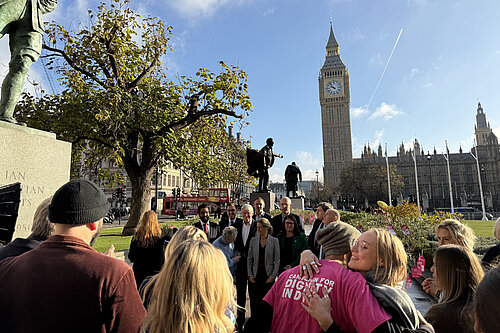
[
  {"xmin": 42, "ymin": 44, "xmax": 106, "ymax": 89},
  {"xmin": 158, "ymin": 108, "xmax": 242, "ymax": 135},
  {"xmin": 126, "ymin": 55, "xmax": 160, "ymax": 92},
  {"xmin": 105, "ymin": 36, "xmax": 124, "ymax": 89},
  {"xmin": 73, "ymin": 135, "xmax": 115, "ymax": 149}
]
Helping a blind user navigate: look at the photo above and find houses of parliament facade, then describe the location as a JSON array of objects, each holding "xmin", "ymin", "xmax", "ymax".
[{"xmin": 319, "ymin": 24, "xmax": 500, "ymax": 211}]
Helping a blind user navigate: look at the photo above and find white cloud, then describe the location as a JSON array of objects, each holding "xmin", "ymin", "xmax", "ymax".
[
  {"xmin": 406, "ymin": 0, "xmax": 426, "ymax": 5},
  {"xmin": 168, "ymin": 0, "xmax": 249, "ymax": 18},
  {"xmin": 269, "ymin": 167, "xmax": 283, "ymax": 183},
  {"xmin": 350, "ymin": 28, "xmax": 365, "ymax": 41},
  {"xmin": 433, "ymin": 55, "xmax": 442, "ymax": 71},
  {"xmin": 421, "ymin": 83, "xmax": 433, "ymax": 88},
  {"xmin": 373, "ymin": 129, "xmax": 384, "ymax": 147},
  {"xmin": 295, "ymin": 151, "xmax": 321, "ymax": 169},
  {"xmin": 369, "ymin": 53, "xmax": 383, "ymax": 65},
  {"xmin": 263, "ymin": 7, "xmax": 276, "ymax": 16},
  {"xmin": 302, "ymin": 169, "xmax": 323, "ymax": 182},
  {"xmin": 351, "ymin": 106, "xmax": 369, "ymax": 118},
  {"xmin": 369, "ymin": 102, "xmax": 403, "ymax": 120},
  {"xmin": 410, "ymin": 67, "xmax": 419, "ymax": 77}
]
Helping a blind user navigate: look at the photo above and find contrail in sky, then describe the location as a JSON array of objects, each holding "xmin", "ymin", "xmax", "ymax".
[{"xmin": 366, "ymin": 28, "xmax": 403, "ymax": 110}]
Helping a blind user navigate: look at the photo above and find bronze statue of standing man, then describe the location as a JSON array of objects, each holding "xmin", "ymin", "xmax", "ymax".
[
  {"xmin": 285, "ymin": 162, "xmax": 302, "ymax": 198},
  {"xmin": 0, "ymin": 0, "xmax": 57, "ymax": 124}
]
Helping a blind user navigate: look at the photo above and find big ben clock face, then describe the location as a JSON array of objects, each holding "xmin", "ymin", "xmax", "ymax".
[{"xmin": 326, "ymin": 80, "xmax": 342, "ymax": 95}]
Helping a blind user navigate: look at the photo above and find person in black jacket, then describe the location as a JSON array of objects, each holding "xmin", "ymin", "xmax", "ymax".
[
  {"xmin": 308, "ymin": 202, "xmax": 333, "ymax": 258},
  {"xmin": 270, "ymin": 197, "xmax": 304, "ymax": 234},
  {"xmin": 0, "ymin": 197, "xmax": 54, "ymax": 260},
  {"xmin": 128, "ymin": 210, "xmax": 170, "ymax": 288},
  {"xmin": 193, "ymin": 203, "xmax": 220, "ymax": 243},
  {"xmin": 482, "ymin": 217, "xmax": 500, "ymax": 272},
  {"xmin": 252, "ymin": 197, "xmax": 272, "ymax": 222},
  {"xmin": 233, "ymin": 203, "xmax": 257, "ymax": 330},
  {"xmin": 219, "ymin": 203, "xmax": 242, "ymax": 230}
]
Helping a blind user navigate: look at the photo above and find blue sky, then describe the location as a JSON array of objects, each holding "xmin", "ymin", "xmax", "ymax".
[{"xmin": 3, "ymin": 0, "xmax": 500, "ymax": 182}]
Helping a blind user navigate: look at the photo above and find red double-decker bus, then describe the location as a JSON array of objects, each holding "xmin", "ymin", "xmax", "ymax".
[{"xmin": 161, "ymin": 188, "xmax": 231, "ymax": 217}]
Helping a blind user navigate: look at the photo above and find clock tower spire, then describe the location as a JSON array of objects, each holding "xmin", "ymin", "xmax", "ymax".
[{"xmin": 319, "ymin": 22, "xmax": 352, "ymax": 192}]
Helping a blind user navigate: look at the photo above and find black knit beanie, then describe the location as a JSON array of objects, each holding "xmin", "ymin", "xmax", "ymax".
[{"xmin": 49, "ymin": 179, "xmax": 110, "ymax": 225}]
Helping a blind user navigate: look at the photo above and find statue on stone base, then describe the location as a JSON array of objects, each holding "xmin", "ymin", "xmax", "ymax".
[
  {"xmin": 0, "ymin": 0, "xmax": 57, "ymax": 124},
  {"xmin": 285, "ymin": 162, "xmax": 302, "ymax": 198},
  {"xmin": 246, "ymin": 138, "xmax": 282, "ymax": 193}
]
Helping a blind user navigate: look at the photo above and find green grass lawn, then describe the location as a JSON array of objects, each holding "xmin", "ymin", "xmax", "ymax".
[
  {"xmin": 464, "ymin": 220, "xmax": 495, "ymax": 237},
  {"xmin": 93, "ymin": 218, "xmax": 497, "ymax": 253},
  {"xmin": 93, "ymin": 220, "xmax": 190, "ymax": 253}
]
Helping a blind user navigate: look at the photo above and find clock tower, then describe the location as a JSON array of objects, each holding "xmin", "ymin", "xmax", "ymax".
[{"xmin": 319, "ymin": 22, "xmax": 352, "ymax": 191}]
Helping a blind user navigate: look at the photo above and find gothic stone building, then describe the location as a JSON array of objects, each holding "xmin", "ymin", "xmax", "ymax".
[{"xmin": 358, "ymin": 102, "xmax": 500, "ymax": 211}]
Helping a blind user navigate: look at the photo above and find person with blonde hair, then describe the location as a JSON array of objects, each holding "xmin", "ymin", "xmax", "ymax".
[
  {"xmin": 435, "ymin": 219, "xmax": 476, "ymax": 251},
  {"xmin": 128, "ymin": 210, "xmax": 169, "ymax": 287},
  {"xmin": 423, "ymin": 219, "xmax": 477, "ymax": 296},
  {"xmin": 0, "ymin": 196, "xmax": 54, "ymax": 260},
  {"xmin": 247, "ymin": 218, "xmax": 280, "ymax": 321},
  {"xmin": 481, "ymin": 217, "xmax": 500, "ymax": 272},
  {"xmin": 424, "ymin": 245, "xmax": 484, "ymax": 333},
  {"xmin": 474, "ymin": 266, "xmax": 500, "ymax": 333},
  {"xmin": 140, "ymin": 240, "xmax": 236, "ymax": 333}
]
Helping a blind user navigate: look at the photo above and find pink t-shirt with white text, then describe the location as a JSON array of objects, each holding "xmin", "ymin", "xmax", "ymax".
[{"xmin": 263, "ymin": 260, "xmax": 391, "ymax": 333}]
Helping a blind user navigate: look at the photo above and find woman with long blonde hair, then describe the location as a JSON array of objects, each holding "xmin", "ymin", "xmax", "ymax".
[
  {"xmin": 140, "ymin": 240, "xmax": 236, "ymax": 333},
  {"xmin": 128, "ymin": 210, "xmax": 168, "ymax": 287}
]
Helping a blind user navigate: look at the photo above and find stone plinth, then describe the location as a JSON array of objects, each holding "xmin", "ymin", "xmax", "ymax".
[
  {"xmin": 290, "ymin": 197, "xmax": 304, "ymax": 210},
  {"xmin": 250, "ymin": 192, "xmax": 275, "ymax": 214},
  {"xmin": 0, "ymin": 122, "xmax": 71, "ymax": 239}
]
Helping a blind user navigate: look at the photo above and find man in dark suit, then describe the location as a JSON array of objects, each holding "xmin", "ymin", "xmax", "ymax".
[
  {"xmin": 233, "ymin": 203, "xmax": 257, "ymax": 330},
  {"xmin": 270, "ymin": 197, "xmax": 304, "ymax": 235},
  {"xmin": 308, "ymin": 202, "xmax": 333, "ymax": 257},
  {"xmin": 219, "ymin": 203, "xmax": 242, "ymax": 230},
  {"xmin": 252, "ymin": 197, "xmax": 272, "ymax": 222},
  {"xmin": 193, "ymin": 203, "xmax": 220, "ymax": 243}
]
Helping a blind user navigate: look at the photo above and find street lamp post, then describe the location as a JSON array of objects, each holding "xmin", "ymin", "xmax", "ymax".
[
  {"xmin": 471, "ymin": 140, "xmax": 487, "ymax": 220},
  {"xmin": 411, "ymin": 139, "xmax": 421, "ymax": 209},
  {"xmin": 426, "ymin": 152, "xmax": 433, "ymax": 211},
  {"xmin": 315, "ymin": 170, "xmax": 319, "ymax": 203},
  {"xmin": 385, "ymin": 143, "xmax": 392, "ymax": 206},
  {"xmin": 443, "ymin": 140, "xmax": 454, "ymax": 213}
]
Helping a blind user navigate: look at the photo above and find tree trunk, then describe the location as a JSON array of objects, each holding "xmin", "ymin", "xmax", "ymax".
[
  {"xmin": 122, "ymin": 168, "xmax": 154, "ymax": 235},
  {"xmin": 121, "ymin": 133, "xmax": 156, "ymax": 236}
]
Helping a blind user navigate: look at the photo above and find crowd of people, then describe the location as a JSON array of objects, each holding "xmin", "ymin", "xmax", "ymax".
[{"xmin": 0, "ymin": 178, "xmax": 500, "ymax": 333}]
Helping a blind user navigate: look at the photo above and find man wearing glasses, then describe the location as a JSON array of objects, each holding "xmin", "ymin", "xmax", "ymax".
[{"xmin": 219, "ymin": 203, "xmax": 242, "ymax": 230}]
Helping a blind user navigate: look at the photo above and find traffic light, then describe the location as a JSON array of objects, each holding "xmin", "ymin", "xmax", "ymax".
[
  {"xmin": 122, "ymin": 187, "xmax": 126, "ymax": 198},
  {"xmin": 172, "ymin": 188, "xmax": 176, "ymax": 197},
  {"xmin": 176, "ymin": 187, "xmax": 181, "ymax": 197}
]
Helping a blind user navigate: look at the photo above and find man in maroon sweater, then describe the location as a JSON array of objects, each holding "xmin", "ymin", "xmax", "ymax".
[{"xmin": 0, "ymin": 179, "xmax": 146, "ymax": 333}]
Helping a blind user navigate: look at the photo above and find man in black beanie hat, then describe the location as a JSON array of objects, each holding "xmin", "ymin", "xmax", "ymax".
[{"xmin": 0, "ymin": 179, "xmax": 146, "ymax": 333}]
